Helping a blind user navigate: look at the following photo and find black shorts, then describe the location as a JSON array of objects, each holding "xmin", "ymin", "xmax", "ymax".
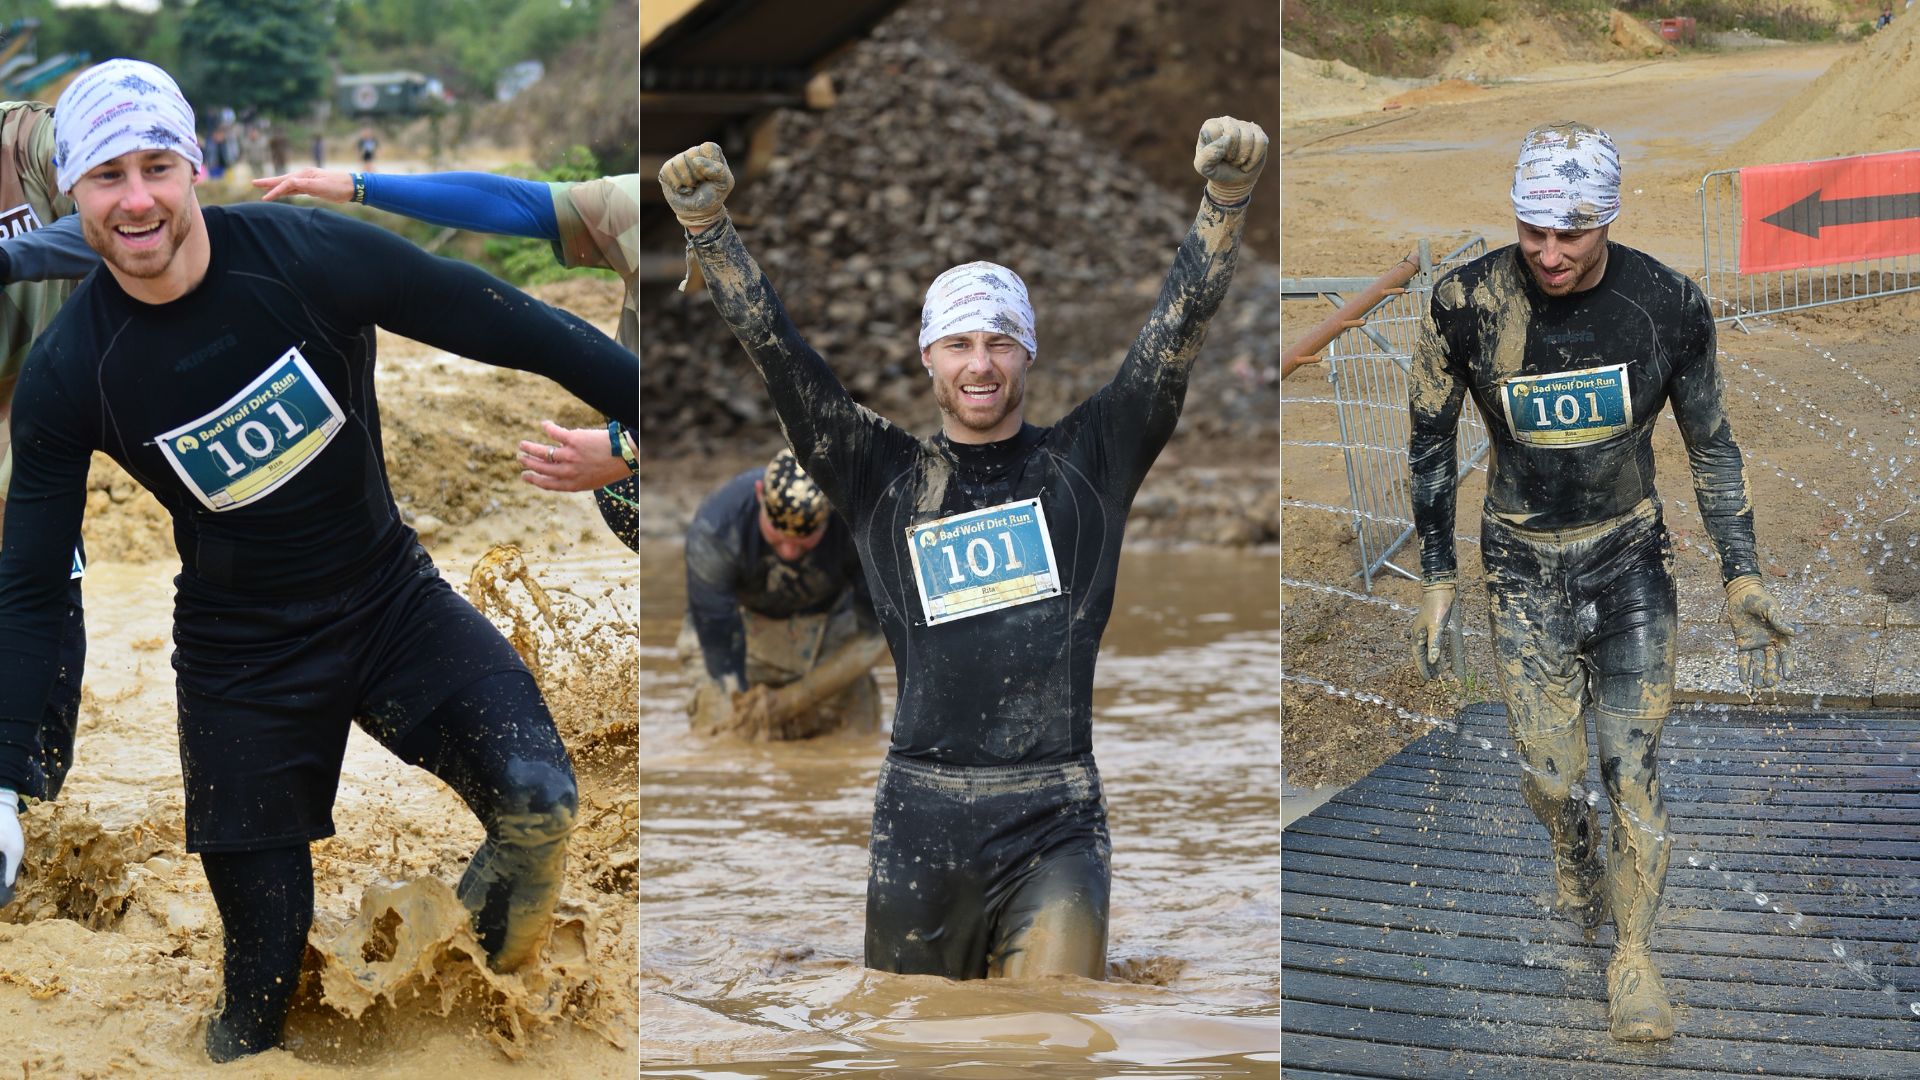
[
  {"xmin": 865, "ymin": 752, "xmax": 1111, "ymax": 978},
  {"xmin": 171, "ymin": 542, "xmax": 527, "ymax": 852}
]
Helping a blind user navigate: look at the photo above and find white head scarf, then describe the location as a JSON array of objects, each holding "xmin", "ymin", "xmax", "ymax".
[
  {"xmin": 53, "ymin": 59, "xmax": 202, "ymax": 194},
  {"xmin": 918, "ymin": 261, "xmax": 1037, "ymax": 360},
  {"xmin": 1511, "ymin": 122, "xmax": 1621, "ymax": 231}
]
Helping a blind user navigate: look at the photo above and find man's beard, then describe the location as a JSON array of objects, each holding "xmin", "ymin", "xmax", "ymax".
[
  {"xmin": 83, "ymin": 210, "xmax": 190, "ymax": 280},
  {"xmin": 933, "ymin": 371, "xmax": 1025, "ymax": 434}
]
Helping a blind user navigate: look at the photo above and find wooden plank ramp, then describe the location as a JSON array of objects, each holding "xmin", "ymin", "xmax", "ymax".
[{"xmin": 1282, "ymin": 702, "xmax": 1920, "ymax": 1079}]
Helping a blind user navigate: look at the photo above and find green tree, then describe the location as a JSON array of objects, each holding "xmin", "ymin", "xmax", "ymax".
[{"xmin": 177, "ymin": 0, "xmax": 334, "ymax": 118}]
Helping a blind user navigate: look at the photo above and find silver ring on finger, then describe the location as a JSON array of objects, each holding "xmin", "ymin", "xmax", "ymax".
[{"xmin": 547, "ymin": 446, "xmax": 556, "ymax": 464}]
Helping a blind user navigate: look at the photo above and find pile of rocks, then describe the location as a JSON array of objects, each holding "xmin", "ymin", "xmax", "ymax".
[{"xmin": 641, "ymin": 7, "xmax": 1278, "ymax": 452}]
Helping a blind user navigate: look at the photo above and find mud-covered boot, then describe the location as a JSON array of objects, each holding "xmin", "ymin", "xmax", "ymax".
[
  {"xmin": 1551, "ymin": 853, "xmax": 1609, "ymax": 935},
  {"xmin": 1607, "ymin": 949, "xmax": 1674, "ymax": 1041}
]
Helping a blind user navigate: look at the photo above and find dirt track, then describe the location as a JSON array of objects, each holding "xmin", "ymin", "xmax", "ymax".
[{"xmin": 1282, "ymin": 34, "xmax": 1920, "ymax": 785}]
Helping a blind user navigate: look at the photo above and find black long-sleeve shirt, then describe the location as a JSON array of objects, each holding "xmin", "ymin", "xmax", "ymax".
[
  {"xmin": 687, "ymin": 195, "xmax": 1246, "ymax": 766},
  {"xmin": 0, "ymin": 202, "xmax": 637, "ymax": 790},
  {"xmin": 685, "ymin": 467, "xmax": 871, "ymax": 685},
  {"xmin": 1409, "ymin": 242, "xmax": 1756, "ymax": 585}
]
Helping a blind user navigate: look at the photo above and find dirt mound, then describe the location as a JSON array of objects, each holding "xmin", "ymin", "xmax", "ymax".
[
  {"xmin": 1727, "ymin": 14, "xmax": 1920, "ymax": 166},
  {"xmin": 1283, "ymin": 49, "xmax": 1414, "ymax": 121},
  {"xmin": 641, "ymin": 7, "xmax": 1279, "ymax": 456}
]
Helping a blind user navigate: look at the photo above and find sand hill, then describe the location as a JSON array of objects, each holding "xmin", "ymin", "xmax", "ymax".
[{"xmin": 1728, "ymin": 13, "xmax": 1920, "ymax": 166}]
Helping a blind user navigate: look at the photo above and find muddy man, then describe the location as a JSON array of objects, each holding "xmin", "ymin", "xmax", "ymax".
[
  {"xmin": 678, "ymin": 447, "xmax": 886, "ymax": 739},
  {"xmin": 660, "ymin": 116, "xmax": 1264, "ymax": 978},
  {"xmin": 1408, "ymin": 122, "xmax": 1799, "ymax": 1040}
]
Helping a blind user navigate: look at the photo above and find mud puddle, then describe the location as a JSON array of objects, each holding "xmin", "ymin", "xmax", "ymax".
[
  {"xmin": 0, "ymin": 543, "xmax": 637, "ymax": 1078},
  {"xmin": 638, "ymin": 541, "xmax": 1279, "ymax": 1071}
]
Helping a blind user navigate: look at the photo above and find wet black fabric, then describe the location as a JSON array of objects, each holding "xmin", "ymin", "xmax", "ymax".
[
  {"xmin": 202, "ymin": 843, "xmax": 312, "ymax": 1062},
  {"xmin": 392, "ymin": 669, "xmax": 576, "ymax": 966},
  {"xmin": 684, "ymin": 466, "xmax": 869, "ymax": 686},
  {"xmin": 173, "ymin": 541, "xmax": 528, "ymax": 852},
  {"xmin": 1409, "ymin": 242, "xmax": 1756, "ymax": 585},
  {"xmin": 864, "ymin": 753, "xmax": 1110, "ymax": 978},
  {"xmin": 687, "ymin": 195, "xmax": 1245, "ymax": 766},
  {"xmin": 0, "ymin": 200, "xmax": 635, "ymax": 792},
  {"xmin": 21, "ymin": 578, "xmax": 81, "ymax": 801}
]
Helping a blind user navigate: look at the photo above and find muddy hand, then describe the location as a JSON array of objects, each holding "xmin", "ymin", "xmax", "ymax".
[
  {"xmin": 1410, "ymin": 581, "xmax": 1457, "ymax": 680},
  {"xmin": 1194, "ymin": 116, "xmax": 1269, "ymax": 205},
  {"xmin": 658, "ymin": 142, "xmax": 734, "ymax": 232},
  {"xmin": 0, "ymin": 787, "xmax": 21, "ymax": 907},
  {"xmin": 1725, "ymin": 575, "xmax": 1800, "ymax": 691}
]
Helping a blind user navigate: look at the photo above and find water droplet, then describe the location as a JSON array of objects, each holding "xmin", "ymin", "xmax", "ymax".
[
  {"xmin": 1788, "ymin": 913, "xmax": 1806, "ymax": 930},
  {"xmin": 1686, "ymin": 855, "xmax": 1699, "ymax": 867},
  {"xmin": 1832, "ymin": 942, "xmax": 1847, "ymax": 959},
  {"xmin": 1910, "ymin": 1002, "xmax": 1920, "ymax": 1017},
  {"xmin": 1754, "ymin": 893, "xmax": 1769, "ymax": 906}
]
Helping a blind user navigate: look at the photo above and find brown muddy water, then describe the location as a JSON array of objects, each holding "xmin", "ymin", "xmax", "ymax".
[
  {"xmin": 638, "ymin": 541, "xmax": 1281, "ymax": 1076},
  {"xmin": 0, "ymin": 527, "xmax": 639, "ymax": 1079}
]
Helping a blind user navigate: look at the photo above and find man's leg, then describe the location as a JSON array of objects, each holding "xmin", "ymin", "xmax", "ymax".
[
  {"xmin": 390, "ymin": 671, "xmax": 577, "ymax": 972},
  {"xmin": 1588, "ymin": 544, "xmax": 1678, "ymax": 1041},
  {"xmin": 1484, "ymin": 537, "xmax": 1606, "ymax": 930},
  {"xmin": 863, "ymin": 757, "xmax": 988, "ymax": 978},
  {"xmin": 986, "ymin": 846, "xmax": 1109, "ymax": 979},
  {"xmin": 201, "ymin": 844, "xmax": 314, "ymax": 1061}
]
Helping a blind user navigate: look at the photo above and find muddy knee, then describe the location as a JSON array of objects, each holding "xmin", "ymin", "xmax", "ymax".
[{"xmin": 496, "ymin": 758, "xmax": 578, "ymax": 848}]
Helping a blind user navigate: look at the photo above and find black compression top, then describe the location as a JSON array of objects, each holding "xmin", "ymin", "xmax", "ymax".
[
  {"xmin": 685, "ymin": 466, "xmax": 871, "ymax": 685},
  {"xmin": 688, "ymin": 195, "xmax": 1246, "ymax": 766},
  {"xmin": 0, "ymin": 201, "xmax": 636, "ymax": 790},
  {"xmin": 1409, "ymin": 242, "xmax": 1757, "ymax": 584}
]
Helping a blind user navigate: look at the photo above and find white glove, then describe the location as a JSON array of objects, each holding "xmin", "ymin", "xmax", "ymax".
[
  {"xmin": 656, "ymin": 142, "xmax": 735, "ymax": 232},
  {"xmin": 0, "ymin": 787, "xmax": 21, "ymax": 903},
  {"xmin": 1410, "ymin": 581, "xmax": 1457, "ymax": 680},
  {"xmin": 1194, "ymin": 116, "xmax": 1269, "ymax": 205}
]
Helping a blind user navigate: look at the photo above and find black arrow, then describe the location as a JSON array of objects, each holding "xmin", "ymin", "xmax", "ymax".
[{"xmin": 1761, "ymin": 188, "xmax": 1920, "ymax": 239}]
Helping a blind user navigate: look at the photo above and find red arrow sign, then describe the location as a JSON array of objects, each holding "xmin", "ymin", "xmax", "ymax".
[{"xmin": 1739, "ymin": 150, "xmax": 1920, "ymax": 274}]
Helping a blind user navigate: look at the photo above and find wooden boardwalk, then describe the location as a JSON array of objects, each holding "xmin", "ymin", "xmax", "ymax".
[{"xmin": 1282, "ymin": 702, "xmax": 1920, "ymax": 1079}]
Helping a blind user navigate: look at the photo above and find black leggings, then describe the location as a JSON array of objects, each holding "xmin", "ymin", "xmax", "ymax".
[{"xmin": 200, "ymin": 671, "xmax": 576, "ymax": 1060}]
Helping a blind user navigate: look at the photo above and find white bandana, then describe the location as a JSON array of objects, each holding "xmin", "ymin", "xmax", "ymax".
[
  {"xmin": 918, "ymin": 261, "xmax": 1038, "ymax": 360},
  {"xmin": 1511, "ymin": 122, "xmax": 1620, "ymax": 231},
  {"xmin": 53, "ymin": 59, "xmax": 202, "ymax": 194}
]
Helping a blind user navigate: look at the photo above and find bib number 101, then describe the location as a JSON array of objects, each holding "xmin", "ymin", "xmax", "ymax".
[
  {"xmin": 1531, "ymin": 391, "xmax": 1603, "ymax": 428},
  {"xmin": 206, "ymin": 402, "xmax": 306, "ymax": 476},
  {"xmin": 938, "ymin": 531, "xmax": 1024, "ymax": 584}
]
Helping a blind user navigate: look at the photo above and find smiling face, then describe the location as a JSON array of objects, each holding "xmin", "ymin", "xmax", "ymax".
[
  {"xmin": 71, "ymin": 148, "xmax": 208, "ymax": 303},
  {"xmin": 1516, "ymin": 219, "xmax": 1609, "ymax": 297},
  {"xmin": 922, "ymin": 330, "xmax": 1033, "ymax": 444}
]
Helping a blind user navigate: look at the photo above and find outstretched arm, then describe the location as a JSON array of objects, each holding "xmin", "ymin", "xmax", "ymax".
[
  {"xmin": 299, "ymin": 209, "xmax": 635, "ymax": 430},
  {"xmin": 256, "ymin": 169, "xmax": 562, "ymax": 241},
  {"xmin": 660, "ymin": 143, "xmax": 895, "ymax": 508},
  {"xmin": 0, "ymin": 215, "xmax": 101, "ymax": 283},
  {"xmin": 1088, "ymin": 117, "xmax": 1266, "ymax": 487}
]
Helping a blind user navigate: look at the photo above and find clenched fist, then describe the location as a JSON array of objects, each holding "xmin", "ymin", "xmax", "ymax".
[
  {"xmin": 1194, "ymin": 116, "xmax": 1269, "ymax": 206},
  {"xmin": 657, "ymin": 142, "xmax": 735, "ymax": 232}
]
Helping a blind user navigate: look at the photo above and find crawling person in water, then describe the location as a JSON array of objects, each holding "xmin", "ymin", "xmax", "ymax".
[
  {"xmin": 658, "ymin": 116, "xmax": 1265, "ymax": 979},
  {"xmin": 1407, "ymin": 121, "xmax": 1798, "ymax": 1041}
]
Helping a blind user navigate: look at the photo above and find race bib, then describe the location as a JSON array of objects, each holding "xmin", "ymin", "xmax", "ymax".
[
  {"xmin": 1499, "ymin": 363, "xmax": 1633, "ymax": 447},
  {"xmin": 156, "ymin": 347, "xmax": 346, "ymax": 511},
  {"xmin": 907, "ymin": 498, "xmax": 1062, "ymax": 626}
]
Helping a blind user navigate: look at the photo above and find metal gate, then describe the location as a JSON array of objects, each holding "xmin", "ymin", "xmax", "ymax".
[
  {"xmin": 1285, "ymin": 237, "xmax": 1491, "ymax": 592},
  {"xmin": 1699, "ymin": 154, "xmax": 1920, "ymax": 325}
]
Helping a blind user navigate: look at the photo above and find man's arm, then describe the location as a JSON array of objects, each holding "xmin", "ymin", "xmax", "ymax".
[
  {"xmin": 298, "ymin": 209, "xmax": 635, "ymax": 430},
  {"xmin": 0, "ymin": 346, "xmax": 92, "ymax": 798},
  {"xmin": 1083, "ymin": 118, "xmax": 1266, "ymax": 489},
  {"xmin": 256, "ymin": 169, "xmax": 561, "ymax": 241},
  {"xmin": 684, "ymin": 517, "xmax": 749, "ymax": 687},
  {"xmin": 1668, "ymin": 285, "xmax": 1798, "ymax": 689},
  {"xmin": 1407, "ymin": 282, "xmax": 1470, "ymax": 678},
  {"xmin": 0, "ymin": 215, "xmax": 101, "ymax": 283},
  {"xmin": 659, "ymin": 144, "xmax": 898, "ymax": 510}
]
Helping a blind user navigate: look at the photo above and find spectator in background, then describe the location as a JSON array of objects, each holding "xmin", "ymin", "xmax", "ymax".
[{"xmin": 357, "ymin": 127, "xmax": 378, "ymax": 167}]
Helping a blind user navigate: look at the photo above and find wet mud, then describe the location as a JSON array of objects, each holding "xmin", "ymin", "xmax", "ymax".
[{"xmin": 638, "ymin": 540, "xmax": 1279, "ymax": 1072}]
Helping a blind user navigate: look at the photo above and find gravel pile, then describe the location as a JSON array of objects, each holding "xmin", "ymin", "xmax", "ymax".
[{"xmin": 641, "ymin": 8, "xmax": 1278, "ymax": 453}]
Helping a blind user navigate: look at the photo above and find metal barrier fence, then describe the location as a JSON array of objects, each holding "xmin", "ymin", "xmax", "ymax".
[
  {"xmin": 1284, "ymin": 236, "xmax": 1490, "ymax": 593},
  {"xmin": 1699, "ymin": 154, "xmax": 1920, "ymax": 325}
]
